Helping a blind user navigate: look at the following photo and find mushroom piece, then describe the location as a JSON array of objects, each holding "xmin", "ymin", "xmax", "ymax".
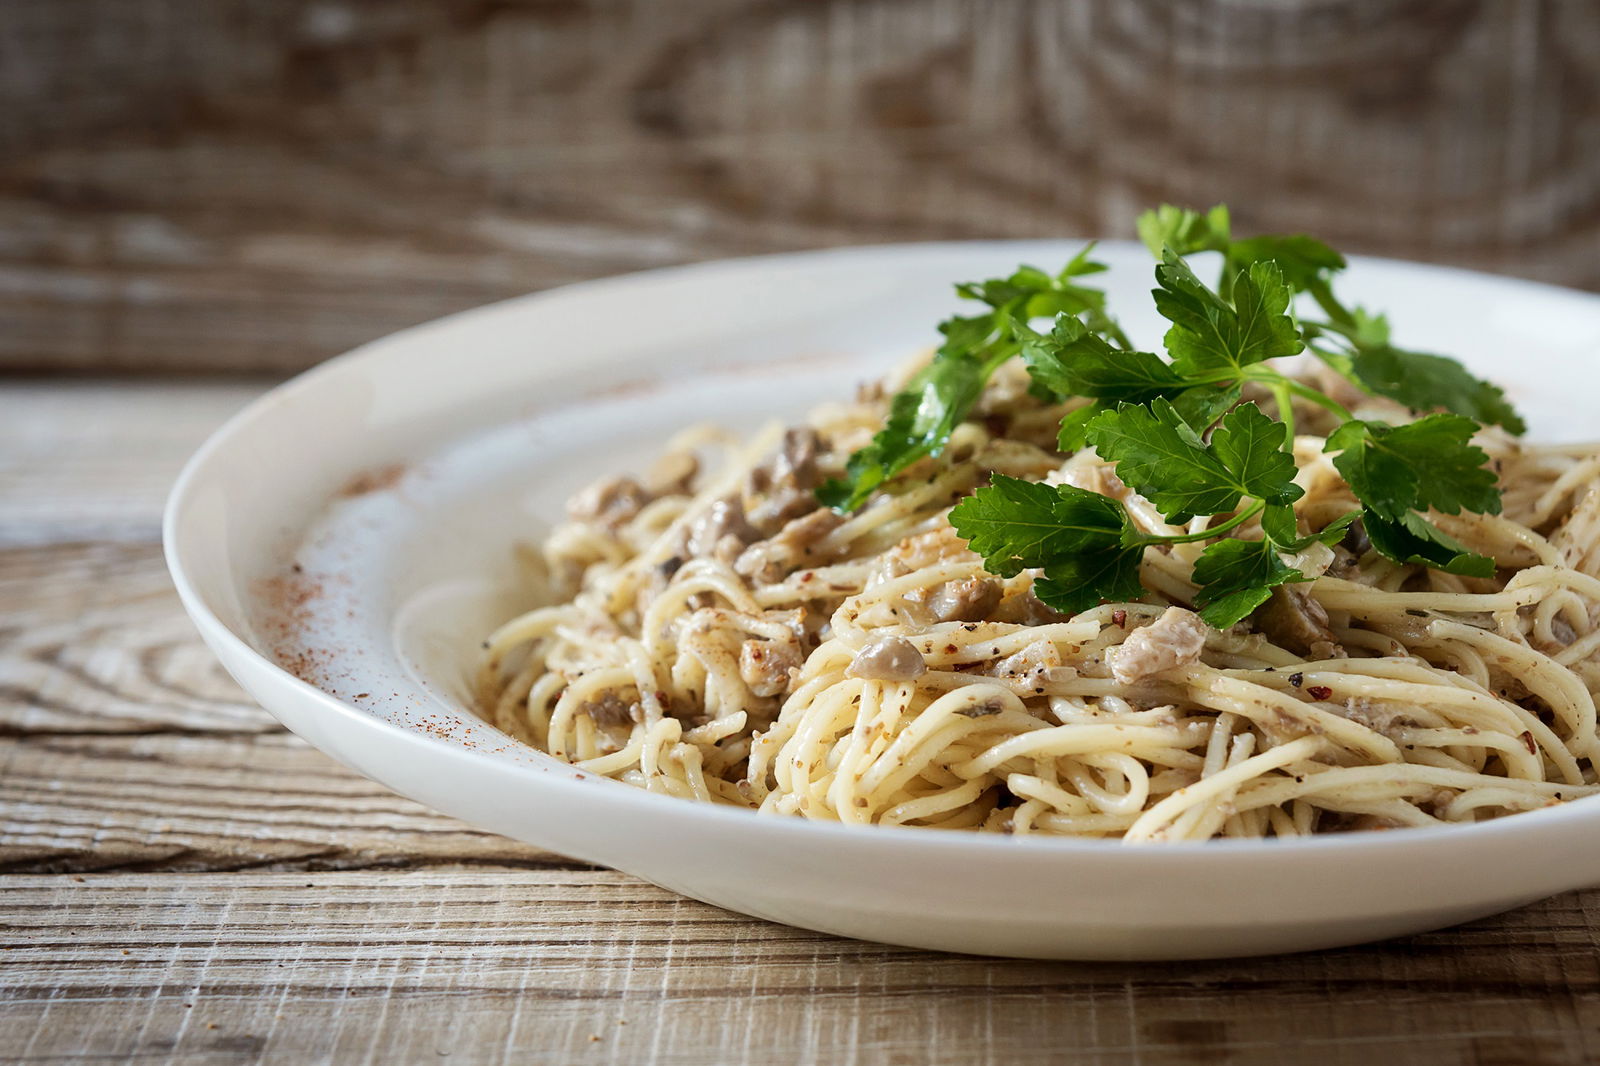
[
  {"xmin": 579, "ymin": 690, "xmax": 641, "ymax": 729},
  {"xmin": 745, "ymin": 428, "xmax": 828, "ymax": 529},
  {"xmin": 739, "ymin": 638, "xmax": 805, "ymax": 698},
  {"xmin": 685, "ymin": 497, "xmax": 758, "ymax": 559},
  {"xmin": 919, "ymin": 576, "xmax": 1003, "ymax": 623},
  {"xmin": 567, "ymin": 476, "xmax": 652, "ymax": 528},
  {"xmin": 734, "ymin": 508, "xmax": 845, "ymax": 583},
  {"xmin": 846, "ymin": 635, "xmax": 927, "ymax": 681},
  {"xmin": 1256, "ymin": 584, "xmax": 1343, "ymax": 659}
]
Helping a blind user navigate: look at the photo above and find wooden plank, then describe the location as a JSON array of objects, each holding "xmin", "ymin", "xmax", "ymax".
[
  {"xmin": 2, "ymin": 872, "xmax": 1599, "ymax": 1065},
  {"xmin": 0, "ymin": 379, "xmax": 579, "ymax": 873},
  {"xmin": 0, "ymin": 541, "xmax": 272, "ymax": 734},
  {"xmin": 0, "ymin": 380, "xmax": 264, "ymax": 544},
  {"xmin": 0, "ymin": 542, "xmax": 580, "ymax": 872},
  {"xmin": 0, "ymin": 733, "xmax": 572, "ymax": 874},
  {"xmin": 2, "ymin": 0, "xmax": 1598, "ymax": 374},
  {"xmin": 0, "ymin": 381, "xmax": 269, "ymax": 733}
]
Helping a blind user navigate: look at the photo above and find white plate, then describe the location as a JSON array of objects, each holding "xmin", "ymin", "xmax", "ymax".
[{"xmin": 165, "ymin": 240, "xmax": 1600, "ymax": 960}]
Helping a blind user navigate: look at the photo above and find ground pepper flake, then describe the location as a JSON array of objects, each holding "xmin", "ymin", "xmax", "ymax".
[{"xmin": 1306, "ymin": 685, "xmax": 1333, "ymax": 700}]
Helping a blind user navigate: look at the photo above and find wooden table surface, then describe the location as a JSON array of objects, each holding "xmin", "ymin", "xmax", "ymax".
[{"xmin": 1, "ymin": 379, "xmax": 1598, "ymax": 1065}]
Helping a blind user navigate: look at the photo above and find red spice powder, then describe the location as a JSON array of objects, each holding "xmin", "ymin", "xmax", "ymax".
[{"xmin": 336, "ymin": 462, "xmax": 407, "ymax": 498}]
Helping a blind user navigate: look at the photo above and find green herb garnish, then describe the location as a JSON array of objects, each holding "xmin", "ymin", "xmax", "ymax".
[
  {"xmin": 821, "ymin": 204, "xmax": 1521, "ymax": 629},
  {"xmin": 815, "ymin": 246, "xmax": 1129, "ymax": 511}
]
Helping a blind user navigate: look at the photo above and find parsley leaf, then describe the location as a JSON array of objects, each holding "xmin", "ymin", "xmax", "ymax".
[
  {"xmin": 1325, "ymin": 415, "xmax": 1499, "ymax": 574},
  {"xmin": 1019, "ymin": 316, "xmax": 1184, "ymax": 404},
  {"xmin": 822, "ymin": 250, "xmax": 1129, "ymax": 511},
  {"xmin": 1344, "ymin": 337, "xmax": 1526, "ymax": 435},
  {"xmin": 1325, "ymin": 415, "xmax": 1501, "ymax": 521},
  {"xmin": 949, "ymin": 475, "xmax": 1146, "ymax": 613},
  {"xmin": 1037, "ymin": 545, "xmax": 1148, "ymax": 615},
  {"xmin": 1137, "ymin": 203, "xmax": 1344, "ymax": 297},
  {"xmin": 1153, "ymin": 253, "xmax": 1303, "ymax": 376},
  {"xmin": 1190, "ymin": 537, "xmax": 1308, "ymax": 629},
  {"xmin": 958, "ymin": 268, "xmax": 1097, "ymax": 321},
  {"xmin": 1138, "ymin": 204, "xmax": 1232, "ymax": 258},
  {"xmin": 958, "ymin": 246, "xmax": 1130, "ymax": 348},
  {"xmin": 1087, "ymin": 400, "xmax": 1302, "ymax": 522},
  {"xmin": 1140, "ymin": 202, "xmax": 1521, "ymax": 435},
  {"xmin": 947, "ymin": 475, "xmax": 1129, "ymax": 578},
  {"xmin": 1362, "ymin": 512, "xmax": 1496, "ymax": 578},
  {"xmin": 1224, "ymin": 234, "xmax": 1345, "ymax": 294},
  {"xmin": 816, "ymin": 336, "xmax": 1008, "ymax": 511},
  {"xmin": 1260, "ymin": 505, "xmax": 1359, "ymax": 552},
  {"xmin": 1304, "ymin": 291, "xmax": 1525, "ymax": 436}
]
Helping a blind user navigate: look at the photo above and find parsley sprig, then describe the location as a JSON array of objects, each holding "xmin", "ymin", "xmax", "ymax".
[
  {"xmin": 815, "ymin": 246, "xmax": 1128, "ymax": 511},
  {"xmin": 822, "ymin": 205, "xmax": 1520, "ymax": 629},
  {"xmin": 1140, "ymin": 205, "xmax": 1524, "ymax": 434}
]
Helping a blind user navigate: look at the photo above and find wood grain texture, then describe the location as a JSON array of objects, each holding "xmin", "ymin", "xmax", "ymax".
[
  {"xmin": 8, "ymin": 378, "xmax": 1600, "ymax": 1064},
  {"xmin": 2, "ymin": 0, "xmax": 1597, "ymax": 374},
  {"xmin": 0, "ymin": 733, "xmax": 570, "ymax": 874},
  {"xmin": 0, "ymin": 379, "xmax": 574, "ymax": 875},
  {"xmin": 0, "ymin": 380, "xmax": 264, "ymax": 545},
  {"xmin": 4, "ymin": 872, "xmax": 1600, "ymax": 1066},
  {"xmin": 0, "ymin": 542, "xmax": 267, "ymax": 735},
  {"xmin": 0, "ymin": 381, "xmax": 272, "ymax": 733}
]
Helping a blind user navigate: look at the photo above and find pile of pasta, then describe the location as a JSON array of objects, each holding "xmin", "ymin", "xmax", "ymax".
[{"xmin": 477, "ymin": 361, "xmax": 1600, "ymax": 841}]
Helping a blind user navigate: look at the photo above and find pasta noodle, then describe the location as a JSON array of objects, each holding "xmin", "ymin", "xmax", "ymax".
[{"xmin": 475, "ymin": 359, "xmax": 1600, "ymax": 841}]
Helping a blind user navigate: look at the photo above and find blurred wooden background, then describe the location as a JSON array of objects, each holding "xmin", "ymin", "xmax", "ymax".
[{"xmin": 2, "ymin": 0, "xmax": 1598, "ymax": 374}]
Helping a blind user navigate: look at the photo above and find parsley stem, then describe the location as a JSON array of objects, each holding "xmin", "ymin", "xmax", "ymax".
[
  {"xmin": 1241, "ymin": 366, "xmax": 1355, "ymax": 426},
  {"xmin": 1307, "ymin": 279, "xmax": 1354, "ymax": 328},
  {"xmin": 1269, "ymin": 380, "xmax": 1296, "ymax": 443},
  {"xmin": 1145, "ymin": 499, "xmax": 1265, "ymax": 545},
  {"xmin": 1281, "ymin": 379, "xmax": 1354, "ymax": 423}
]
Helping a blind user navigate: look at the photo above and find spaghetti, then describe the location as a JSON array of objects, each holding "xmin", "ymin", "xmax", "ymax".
[{"xmin": 476, "ymin": 358, "xmax": 1600, "ymax": 841}]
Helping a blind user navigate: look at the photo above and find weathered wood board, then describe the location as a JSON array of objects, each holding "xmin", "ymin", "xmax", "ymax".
[{"xmin": 3, "ymin": 1, "xmax": 1597, "ymax": 374}]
